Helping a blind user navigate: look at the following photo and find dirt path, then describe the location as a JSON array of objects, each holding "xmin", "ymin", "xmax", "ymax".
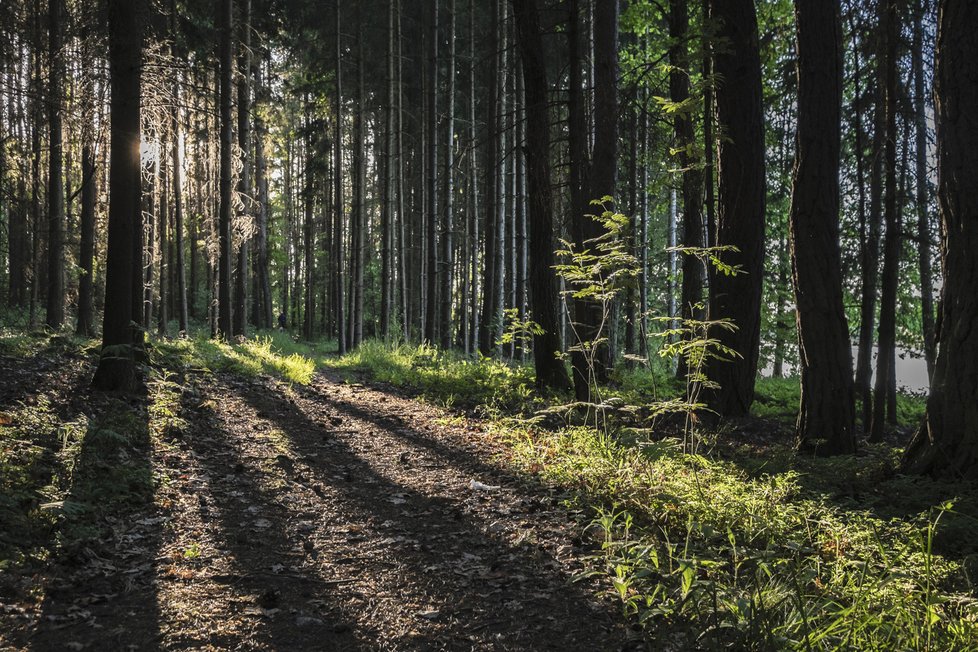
[{"xmin": 3, "ymin": 365, "xmax": 633, "ymax": 651}]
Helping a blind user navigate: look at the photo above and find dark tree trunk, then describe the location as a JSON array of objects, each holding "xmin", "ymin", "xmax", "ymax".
[
  {"xmin": 705, "ymin": 0, "xmax": 766, "ymax": 417},
  {"xmin": 45, "ymin": 0, "xmax": 64, "ymax": 329},
  {"xmin": 233, "ymin": 0, "xmax": 252, "ymax": 338},
  {"xmin": 790, "ymin": 0, "xmax": 855, "ymax": 454},
  {"xmin": 334, "ymin": 0, "xmax": 347, "ymax": 354},
  {"xmin": 92, "ymin": 0, "xmax": 144, "ymax": 392},
  {"xmin": 513, "ymin": 0, "xmax": 572, "ymax": 390},
  {"xmin": 424, "ymin": 0, "xmax": 439, "ymax": 345},
  {"xmin": 172, "ymin": 58, "xmax": 189, "ymax": 334},
  {"xmin": 870, "ymin": 0, "xmax": 900, "ymax": 442},
  {"xmin": 902, "ymin": 0, "xmax": 978, "ymax": 480},
  {"xmin": 912, "ymin": 0, "xmax": 936, "ymax": 378},
  {"xmin": 579, "ymin": 0, "xmax": 618, "ymax": 392},
  {"xmin": 381, "ymin": 0, "xmax": 395, "ymax": 341},
  {"xmin": 566, "ymin": 0, "xmax": 593, "ymax": 399},
  {"xmin": 440, "ymin": 0, "xmax": 456, "ymax": 350},
  {"xmin": 217, "ymin": 0, "xmax": 234, "ymax": 339},
  {"xmin": 478, "ymin": 0, "xmax": 501, "ymax": 355},
  {"xmin": 848, "ymin": 6, "xmax": 876, "ymax": 433},
  {"xmin": 253, "ymin": 62, "xmax": 273, "ymax": 330},
  {"xmin": 702, "ymin": 0, "xmax": 715, "ymax": 249},
  {"xmin": 671, "ymin": 0, "xmax": 705, "ymax": 378},
  {"xmin": 76, "ymin": 145, "xmax": 96, "ymax": 337}
]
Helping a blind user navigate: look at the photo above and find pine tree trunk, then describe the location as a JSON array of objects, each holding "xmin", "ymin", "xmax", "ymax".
[
  {"xmin": 512, "ymin": 0, "xmax": 571, "ymax": 390},
  {"xmin": 253, "ymin": 61, "xmax": 272, "ymax": 330},
  {"xmin": 790, "ymin": 0, "xmax": 855, "ymax": 454},
  {"xmin": 671, "ymin": 0, "xmax": 705, "ymax": 378},
  {"xmin": 76, "ymin": 144, "xmax": 96, "ymax": 336},
  {"xmin": 870, "ymin": 0, "xmax": 900, "ymax": 442},
  {"xmin": 567, "ymin": 0, "xmax": 593, "ymax": 398},
  {"xmin": 902, "ymin": 0, "xmax": 978, "ymax": 480},
  {"xmin": 381, "ymin": 0, "xmax": 395, "ymax": 342},
  {"xmin": 334, "ymin": 0, "xmax": 347, "ymax": 354},
  {"xmin": 478, "ymin": 0, "xmax": 501, "ymax": 355},
  {"xmin": 92, "ymin": 0, "xmax": 144, "ymax": 392},
  {"xmin": 233, "ymin": 0, "xmax": 252, "ymax": 338},
  {"xmin": 217, "ymin": 0, "xmax": 234, "ymax": 339},
  {"xmin": 912, "ymin": 0, "xmax": 936, "ymax": 379},
  {"xmin": 440, "ymin": 0, "xmax": 456, "ymax": 350},
  {"xmin": 171, "ymin": 45, "xmax": 189, "ymax": 334},
  {"xmin": 45, "ymin": 0, "xmax": 64, "ymax": 329},
  {"xmin": 705, "ymin": 0, "xmax": 766, "ymax": 417},
  {"xmin": 424, "ymin": 0, "xmax": 439, "ymax": 345}
]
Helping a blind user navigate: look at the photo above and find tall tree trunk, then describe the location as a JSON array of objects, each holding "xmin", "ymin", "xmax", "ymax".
[
  {"xmin": 92, "ymin": 0, "xmax": 144, "ymax": 391},
  {"xmin": 171, "ymin": 18, "xmax": 189, "ymax": 334},
  {"xmin": 351, "ymin": 15, "xmax": 366, "ymax": 348},
  {"xmin": 467, "ymin": 0, "xmax": 479, "ymax": 354},
  {"xmin": 567, "ymin": 0, "xmax": 593, "ymax": 398},
  {"xmin": 515, "ymin": 63, "xmax": 528, "ymax": 361},
  {"xmin": 45, "ymin": 0, "xmax": 64, "ymax": 329},
  {"xmin": 702, "ymin": 0, "xmax": 715, "ymax": 249},
  {"xmin": 705, "ymin": 0, "xmax": 766, "ymax": 417},
  {"xmin": 76, "ymin": 144, "xmax": 96, "ymax": 336},
  {"xmin": 253, "ymin": 62, "xmax": 272, "ymax": 330},
  {"xmin": 143, "ymin": 159, "xmax": 158, "ymax": 330},
  {"xmin": 303, "ymin": 111, "xmax": 315, "ymax": 341},
  {"xmin": 912, "ymin": 0, "xmax": 936, "ymax": 378},
  {"xmin": 334, "ymin": 0, "xmax": 347, "ymax": 354},
  {"xmin": 158, "ymin": 149, "xmax": 169, "ymax": 336},
  {"xmin": 671, "ymin": 0, "xmax": 705, "ymax": 378},
  {"xmin": 870, "ymin": 0, "xmax": 900, "ymax": 442},
  {"xmin": 424, "ymin": 0, "xmax": 439, "ymax": 345},
  {"xmin": 217, "ymin": 0, "xmax": 234, "ymax": 339},
  {"xmin": 440, "ymin": 0, "xmax": 456, "ymax": 350},
  {"xmin": 381, "ymin": 0, "xmax": 395, "ymax": 342},
  {"xmin": 478, "ymin": 0, "xmax": 501, "ymax": 355},
  {"xmin": 902, "ymin": 0, "xmax": 978, "ymax": 480},
  {"xmin": 513, "ymin": 0, "xmax": 572, "ymax": 390},
  {"xmin": 849, "ymin": 7, "xmax": 877, "ymax": 433},
  {"xmin": 233, "ymin": 0, "xmax": 252, "ymax": 337},
  {"xmin": 790, "ymin": 0, "xmax": 855, "ymax": 454}
]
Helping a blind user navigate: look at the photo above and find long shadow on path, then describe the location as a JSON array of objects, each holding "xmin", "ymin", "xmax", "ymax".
[{"xmin": 224, "ymin": 373, "xmax": 629, "ymax": 651}]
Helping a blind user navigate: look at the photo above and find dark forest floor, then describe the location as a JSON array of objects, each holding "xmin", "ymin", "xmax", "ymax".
[{"xmin": 0, "ymin": 343, "xmax": 634, "ymax": 651}]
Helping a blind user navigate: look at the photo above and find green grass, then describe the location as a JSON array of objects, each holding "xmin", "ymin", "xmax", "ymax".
[
  {"xmin": 151, "ymin": 329, "xmax": 321, "ymax": 385},
  {"xmin": 323, "ymin": 339, "xmax": 542, "ymax": 413}
]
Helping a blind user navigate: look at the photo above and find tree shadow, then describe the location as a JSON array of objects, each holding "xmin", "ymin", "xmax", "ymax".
[
  {"xmin": 25, "ymin": 388, "xmax": 163, "ymax": 650},
  {"xmin": 220, "ymin": 374, "xmax": 627, "ymax": 650}
]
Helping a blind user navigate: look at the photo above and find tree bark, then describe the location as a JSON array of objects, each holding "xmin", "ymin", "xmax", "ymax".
[
  {"xmin": 217, "ymin": 0, "xmax": 234, "ymax": 339},
  {"xmin": 233, "ymin": 0, "xmax": 252, "ymax": 338},
  {"xmin": 45, "ymin": 0, "xmax": 64, "ymax": 329},
  {"xmin": 513, "ymin": 0, "xmax": 572, "ymax": 390},
  {"xmin": 478, "ymin": 0, "xmax": 501, "ymax": 355},
  {"xmin": 902, "ymin": 0, "xmax": 978, "ymax": 480},
  {"xmin": 790, "ymin": 0, "xmax": 855, "ymax": 454},
  {"xmin": 705, "ymin": 0, "xmax": 766, "ymax": 417},
  {"xmin": 870, "ymin": 0, "xmax": 900, "ymax": 442},
  {"xmin": 92, "ymin": 0, "xmax": 144, "ymax": 392},
  {"xmin": 912, "ymin": 0, "xmax": 936, "ymax": 378},
  {"xmin": 671, "ymin": 0, "xmax": 705, "ymax": 378},
  {"xmin": 334, "ymin": 0, "xmax": 347, "ymax": 354},
  {"xmin": 440, "ymin": 0, "xmax": 456, "ymax": 350}
]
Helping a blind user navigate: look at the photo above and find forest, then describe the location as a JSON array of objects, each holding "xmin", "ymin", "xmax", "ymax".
[{"xmin": 1, "ymin": 0, "xmax": 977, "ymax": 649}]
